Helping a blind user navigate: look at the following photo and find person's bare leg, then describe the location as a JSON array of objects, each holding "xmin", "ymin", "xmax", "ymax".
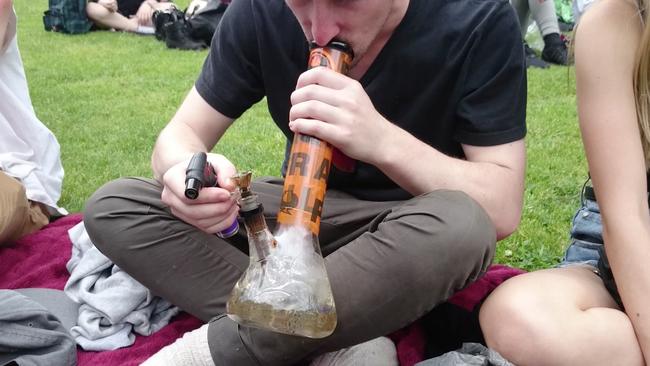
[
  {"xmin": 480, "ymin": 266, "xmax": 644, "ymax": 366},
  {"xmin": 86, "ymin": 2, "xmax": 138, "ymax": 32}
]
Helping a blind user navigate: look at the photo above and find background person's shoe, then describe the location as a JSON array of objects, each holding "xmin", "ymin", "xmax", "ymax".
[
  {"xmin": 524, "ymin": 43, "xmax": 549, "ymax": 69},
  {"xmin": 164, "ymin": 21, "xmax": 206, "ymax": 50},
  {"xmin": 541, "ymin": 33, "xmax": 569, "ymax": 65},
  {"xmin": 152, "ymin": 10, "xmax": 172, "ymax": 40},
  {"xmin": 153, "ymin": 7, "xmax": 185, "ymax": 42}
]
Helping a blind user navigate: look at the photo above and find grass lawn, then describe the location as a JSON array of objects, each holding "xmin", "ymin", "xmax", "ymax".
[{"xmin": 15, "ymin": 1, "xmax": 585, "ymax": 271}]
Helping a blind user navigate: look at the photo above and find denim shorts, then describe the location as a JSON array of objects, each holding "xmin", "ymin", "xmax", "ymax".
[
  {"xmin": 557, "ymin": 188, "xmax": 623, "ymax": 307},
  {"xmin": 558, "ymin": 195, "xmax": 603, "ymax": 268}
]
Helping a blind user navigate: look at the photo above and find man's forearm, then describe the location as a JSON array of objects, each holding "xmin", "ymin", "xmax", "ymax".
[
  {"xmin": 376, "ymin": 130, "xmax": 525, "ymax": 239},
  {"xmin": 152, "ymin": 87, "xmax": 235, "ymax": 182},
  {"xmin": 151, "ymin": 123, "xmax": 209, "ymax": 182}
]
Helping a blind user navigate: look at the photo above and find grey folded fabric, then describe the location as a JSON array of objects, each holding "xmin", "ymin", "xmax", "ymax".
[
  {"xmin": 415, "ymin": 343, "xmax": 513, "ymax": 366},
  {"xmin": 0, "ymin": 289, "xmax": 77, "ymax": 366},
  {"xmin": 64, "ymin": 222, "xmax": 179, "ymax": 351}
]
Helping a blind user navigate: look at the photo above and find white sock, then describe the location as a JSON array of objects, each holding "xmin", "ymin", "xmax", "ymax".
[
  {"xmin": 141, "ymin": 324, "xmax": 215, "ymax": 366},
  {"xmin": 309, "ymin": 337, "xmax": 398, "ymax": 366},
  {"xmin": 136, "ymin": 25, "xmax": 156, "ymax": 35}
]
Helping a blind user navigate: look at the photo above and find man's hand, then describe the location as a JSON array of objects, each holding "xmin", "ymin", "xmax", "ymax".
[
  {"xmin": 289, "ymin": 64, "xmax": 525, "ymax": 239},
  {"xmin": 289, "ymin": 66, "xmax": 397, "ymax": 166},
  {"xmin": 160, "ymin": 153, "xmax": 239, "ymax": 234},
  {"xmin": 97, "ymin": 0, "xmax": 117, "ymax": 12}
]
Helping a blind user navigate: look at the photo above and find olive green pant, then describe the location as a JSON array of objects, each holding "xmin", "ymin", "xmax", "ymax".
[{"xmin": 84, "ymin": 177, "xmax": 495, "ymax": 365}]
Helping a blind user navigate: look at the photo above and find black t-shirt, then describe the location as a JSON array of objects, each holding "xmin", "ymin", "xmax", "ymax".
[
  {"xmin": 117, "ymin": 0, "xmax": 144, "ymax": 17},
  {"xmin": 196, "ymin": 0, "xmax": 527, "ymax": 201}
]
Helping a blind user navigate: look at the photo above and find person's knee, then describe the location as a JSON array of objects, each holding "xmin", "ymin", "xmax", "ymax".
[
  {"xmin": 479, "ymin": 275, "xmax": 559, "ymax": 364},
  {"xmin": 416, "ymin": 190, "xmax": 495, "ymax": 267},
  {"xmin": 84, "ymin": 178, "xmax": 147, "ymax": 255},
  {"xmin": 444, "ymin": 190, "xmax": 495, "ymax": 258},
  {"xmin": 384, "ymin": 190, "xmax": 496, "ymax": 289}
]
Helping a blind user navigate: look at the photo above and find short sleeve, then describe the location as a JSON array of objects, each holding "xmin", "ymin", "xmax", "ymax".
[
  {"xmin": 195, "ymin": 0, "xmax": 265, "ymax": 119},
  {"xmin": 454, "ymin": 1, "xmax": 527, "ymax": 146}
]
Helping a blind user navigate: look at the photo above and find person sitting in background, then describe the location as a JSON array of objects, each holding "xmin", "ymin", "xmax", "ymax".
[
  {"xmin": 511, "ymin": 0, "xmax": 569, "ymax": 67},
  {"xmin": 86, "ymin": 0, "xmax": 175, "ymax": 35},
  {"xmin": 0, "ymin": 0, "xmax": 66, "ymax": 245},
  {"xmin": 480, "ymin": 0, "xmax": 650, "ymax": 364}
]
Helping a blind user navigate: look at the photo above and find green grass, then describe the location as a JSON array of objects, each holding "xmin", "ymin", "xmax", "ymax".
[{"xmin": 16, "ymin": 1, "xmax": 584, "ymax": 271}]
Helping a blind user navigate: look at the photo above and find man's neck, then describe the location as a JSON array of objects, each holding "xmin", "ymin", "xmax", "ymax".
[{"xmin": 348, "ymin": 0, "xmax": 410, "ymax": 80}]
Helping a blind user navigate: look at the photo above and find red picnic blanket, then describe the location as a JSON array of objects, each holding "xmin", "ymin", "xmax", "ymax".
[{"xmin": 0, "ymin": 214, "xmax": 524, "ymax": 366}]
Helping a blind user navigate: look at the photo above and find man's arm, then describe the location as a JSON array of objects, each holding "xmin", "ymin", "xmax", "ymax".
[
  {"xmin": 575, "ymin": 0, "xmax": 650, "ymax": 361},
  {"xmin": 350, "ymin": 110, "xmax": 525, "ymax": 240},
  {"xmin": 289, "ymin": 68, "xmax": 525, "ymax": 239},
  {"xmin": 152, "ymin": 86, "xmax": 234, "ymax": 182},
  {"xmin": 151, "ymin": 86, "xmax": 240, "ymax": 234},
  {"xmin": 380, "ymin": 132, "xmax": 525, "ymax": 240}
]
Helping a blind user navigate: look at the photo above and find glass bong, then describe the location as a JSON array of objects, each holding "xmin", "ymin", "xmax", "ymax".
[{"xmin": 226, "ymin": 41, "xmax": 354, "ymax": 339}]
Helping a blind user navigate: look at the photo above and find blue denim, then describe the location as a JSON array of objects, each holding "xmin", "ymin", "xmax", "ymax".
[{"xmin": 558, "ymin": 195, "xmax": 604, "ymax": 268}]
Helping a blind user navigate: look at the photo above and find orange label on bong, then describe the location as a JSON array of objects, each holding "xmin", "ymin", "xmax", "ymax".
[
  {"xmin": 278, "ymin": 134, "xmax": 333, "ymax": 235},
  {"xmin": 277, "ymin": 42, "xmax": 353, "ymax": 236}
]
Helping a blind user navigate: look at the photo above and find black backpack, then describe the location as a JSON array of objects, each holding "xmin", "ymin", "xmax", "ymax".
[
  {"xmin": 43, "ymin": 0, "xmax": 93, "ymax": 34},
  {"xmin": 152, "ymin": 0, "xmax": 228, "ymax": 50},
  {"xmin": 186, "ymin": 0, "xmax": 228, "ymax": 46}
]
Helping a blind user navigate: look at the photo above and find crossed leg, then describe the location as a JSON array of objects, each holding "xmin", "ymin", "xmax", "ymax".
[{"xmin": 480, "ymin": 266, "xmax": 644, "ymax": 366}]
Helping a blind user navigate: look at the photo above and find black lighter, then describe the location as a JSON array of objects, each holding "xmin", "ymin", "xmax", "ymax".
[{"xmin": 184, "ymin": 152, "xmax": 239, "ymax": 238}]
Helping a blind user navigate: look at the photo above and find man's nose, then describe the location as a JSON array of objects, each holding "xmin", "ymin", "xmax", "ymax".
[{"xmin": 310, "ymin": 3, "xmax": 339, "ymax": 46}]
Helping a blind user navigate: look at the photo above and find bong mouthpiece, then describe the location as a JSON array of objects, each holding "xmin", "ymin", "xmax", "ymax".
[{"xmin": 308, "ymin": 40, "xmax": 354, "ymax": 74}]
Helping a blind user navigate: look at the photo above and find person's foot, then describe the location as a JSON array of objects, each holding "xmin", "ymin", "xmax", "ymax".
[
  {"xmin": 135, "ymin": 25, "xmax": 155, "ymax": 35},
  {"xmin": 541, "ymin": 33, "xmax": 569, "ymax": 65},
  {"xmin": 309, "ymin": 336, "xmax": 398, "ymax": 366},
  {"xmin": 141, "ymin": 324, "xmax": 214, "ymax": 366},
  {"xmin": 524, "ymin": 43, "xmax": 549, "ymax": 69}
]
